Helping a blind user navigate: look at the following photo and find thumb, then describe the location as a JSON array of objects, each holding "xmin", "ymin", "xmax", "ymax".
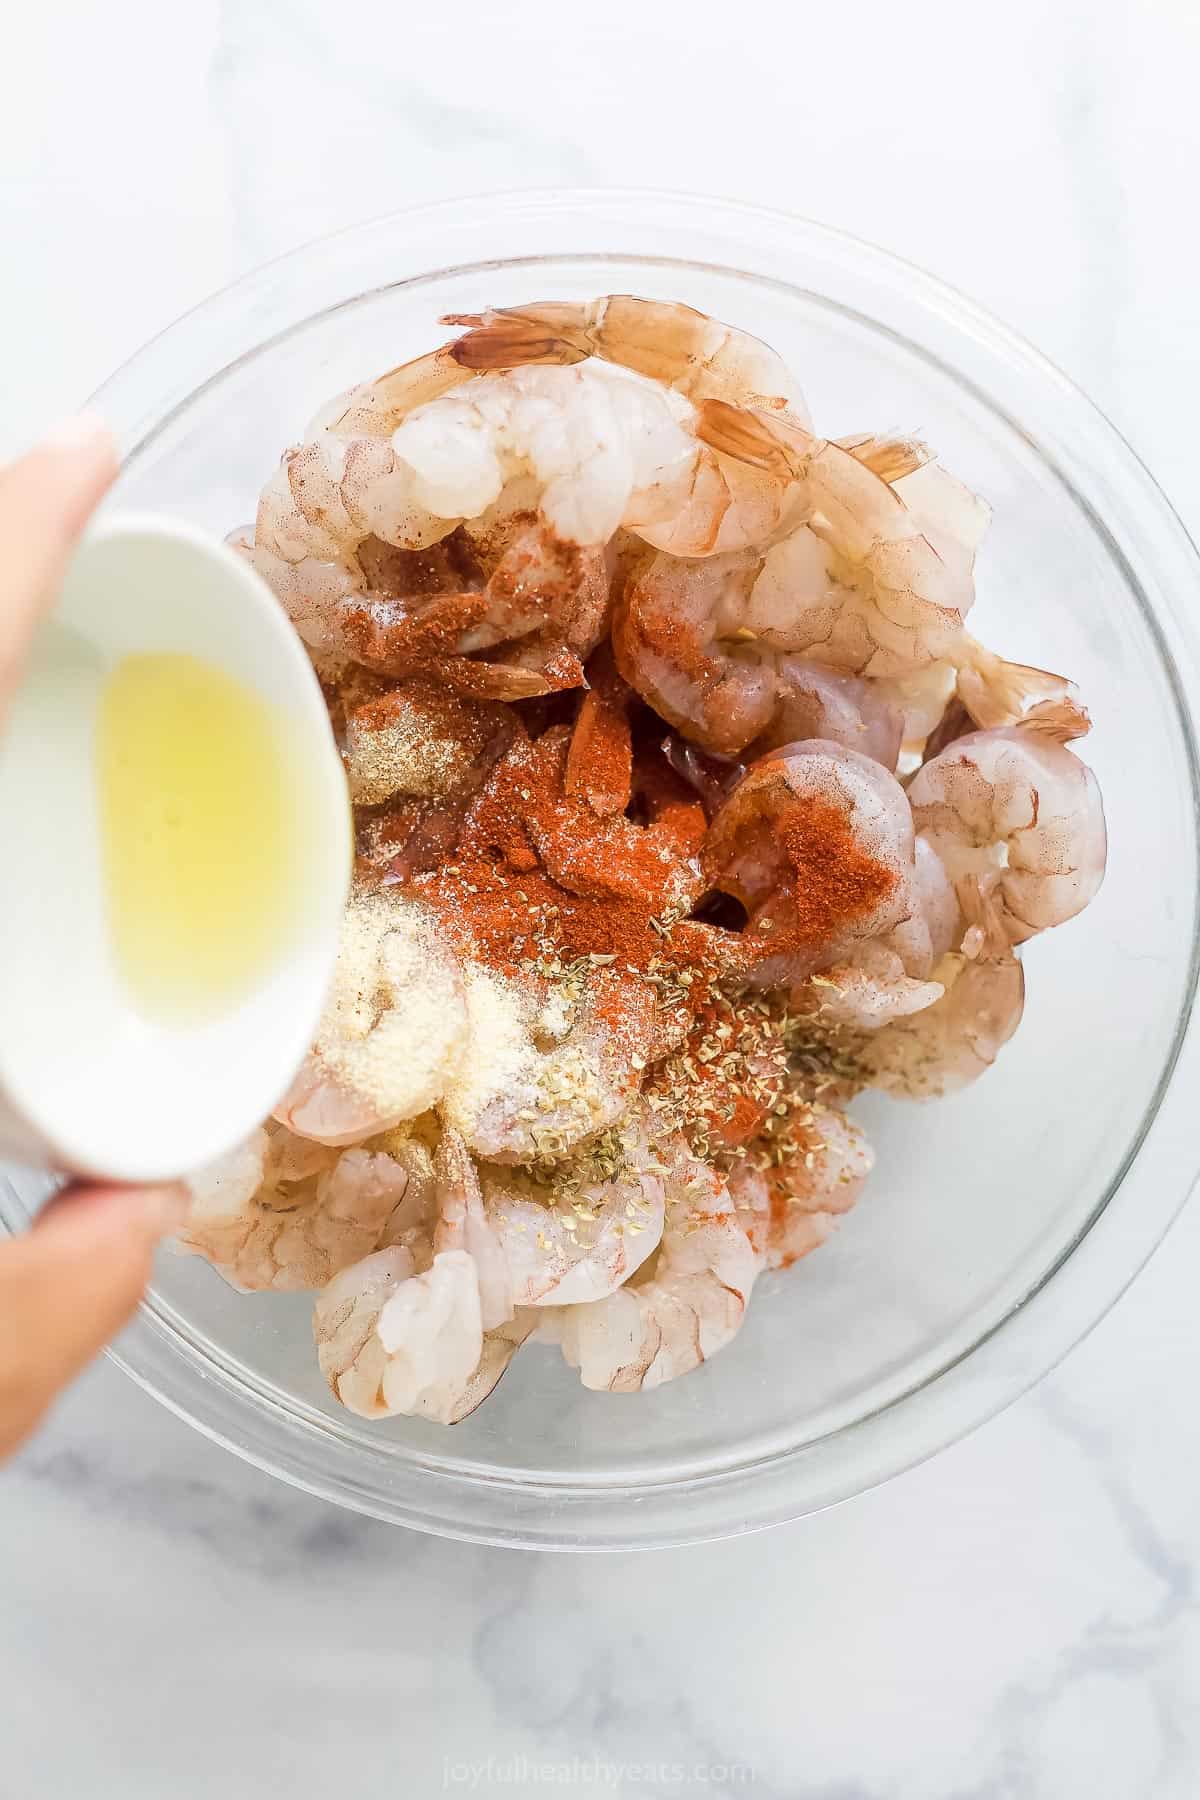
[
  {"xmin": 0, "ymin": 1183, "xmax": 186, "ymax": 1459},
  {"xmin": 0, "ymin": 415, "xmax": 118, "ymax": 710}
]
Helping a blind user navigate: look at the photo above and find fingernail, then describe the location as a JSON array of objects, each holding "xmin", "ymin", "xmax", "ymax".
[{"xmin": 39, "ymin": 412, "xmax": 113, "ymax": 457}]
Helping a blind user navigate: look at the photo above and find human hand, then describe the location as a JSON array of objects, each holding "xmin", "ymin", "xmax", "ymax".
[{"xmin": 0, "ymin": 420, "xmax": 189, "ymax": 1459}]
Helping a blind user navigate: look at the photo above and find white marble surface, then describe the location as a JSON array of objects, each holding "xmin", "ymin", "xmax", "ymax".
[{"xmin": 4, "ymin": 0, "xmax": 1200, "ymax": 1792}]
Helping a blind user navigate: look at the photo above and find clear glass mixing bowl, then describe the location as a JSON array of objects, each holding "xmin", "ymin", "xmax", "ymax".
[{"xmin": 5, "ymin": 191, "xmax": 1199, "ymax": 1550}]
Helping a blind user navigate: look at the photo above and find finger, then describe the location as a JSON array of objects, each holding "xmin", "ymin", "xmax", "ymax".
[
  {"xmin": 0, "ymin": 415, "xmax": 119, "ymax": 709},
  {"xmin": 0, "ymin": 1182, "xmax": 186, "ymax": 1459}
]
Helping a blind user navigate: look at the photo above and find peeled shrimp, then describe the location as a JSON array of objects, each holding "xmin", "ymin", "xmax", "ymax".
[
  {"xmin": 246, "ymin": 510, "xmax": 608, "ymax": 701},
  {"xmin": 798, "ymin": 939, "xmax": 945, "ymax": 1031},
  {"xmin": 786, "ymin": 829, "xmax": 960, "ymax": 1029},
  {"xmin": 614, "ymin": 548, "xmax": 774, "ymax": 754},
  {"xmin": 276, "ymin": 891, "xmax": 468, "ymax": 1145},
  {"xmin": 443, "ymin": 295, "xmax": 809, "ymax": 414},
  {"xmin": 253, "ymin": 431, "xmax": 454, "ymax": 571},
  {"xmin": 696, "ymin": 403, "xmax": 982, "ymax": 673},
  {"xmin": 312, "ymin": 1129, "xmax": 538, "ymax": 1422},
  {"xmin": 428, "ymin": 1116, "xmax": 665, "ymax": 1312},
  {"xmin": 314, "ymin": 1245, "xmax": 482, "ymax": 1422},
  {"xmin": 548, "ymin": 1144, "xmax": 761, "ymax": 1392},
  {"xmin": 438, "ymin": 306, "xmax": 809, "ymax": 557},
  {"xmin": 177, "ymin": 1124, "xmax": 437, "ymax": 1292},
  {"xmin": 459, "ymin": 722, "xmax": 704, "ymax": 913},
  {"xmin": 341, "ymin": 675, "xmax": 512, "ymax": 807},
  {"xmin": 899, "ymin": 835, "xmax": 963, "ymax": 970},
  {"xmin": 256, "ymin": 295, "xmax": 814, "ymax": 587},
  {"xmin": 615, "ymin": 511, "xmax": 949, "ymax": 756},
  {"xmin": 907, "ymin": 728, "xmax": 1106, "ymax": 943},
  {"xmin": 478, "ymin": 1118, "xmax": 667, "ymax": 1307},
  {"xmin": 316, "ymin": 1241, "xmax": 536, "ymax": 1425},
  {"xmin": 855, "ymin": 888, "xmax": 1025, "ymax": 1098},
  {"xmin": 702, "ymin": 741, "xmax": 916, "ymax": 982},
  {"xmin": 749, "ymin": 659, "xmax": 902, "ymax": 769},
  {"xmin": 388, "ymin": 362, "xmax": 700, "ymax": 549},
  {"xmin": 730, "ymin": 1107, "xmax": 873, "ymax": 1270},
  {"xmin": 440, "ymin": 961, "xmax": 655, "ymax": 1164}
]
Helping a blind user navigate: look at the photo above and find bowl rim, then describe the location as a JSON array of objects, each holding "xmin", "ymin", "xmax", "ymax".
[{"xmin": 18, "ymin": 187, "xmax": 1200, "ymax": 1549}]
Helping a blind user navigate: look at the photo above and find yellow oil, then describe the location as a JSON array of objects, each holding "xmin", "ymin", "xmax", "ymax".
[{"xmin": 97, "ymin": 652, "xmax": 320, "ymax": 1023}]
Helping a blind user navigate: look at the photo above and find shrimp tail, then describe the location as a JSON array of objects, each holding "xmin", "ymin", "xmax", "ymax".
[
  {"xmin": 957, "ymin": 640, "xmax": 1091, "ymax": 741},
  {"xmin": 435, "ymin": 648, "xmax": 588, "ymax": 702},
  {"xmin": 443, "ymin": 308, "xmax": 591, "ymax": 371},
  {"xmin": 834, "ymin": 432, "xmax": 934, "ymax": 484},
  {"xmin": 693, "ymin": 398, "xmax": 813, "ymax": 479},
  {"xmin": 332, "ymin": 345, "xmax": 471, "ymax": 436},
  {"xmin": 564, "ymin": 650, "xmax": 633, "ymax": 816}
]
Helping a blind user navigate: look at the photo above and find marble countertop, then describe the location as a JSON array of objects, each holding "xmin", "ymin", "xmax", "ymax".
[{"xmin": 4, "ymin": 0, "xmax": 1200, "ymax": 1792}]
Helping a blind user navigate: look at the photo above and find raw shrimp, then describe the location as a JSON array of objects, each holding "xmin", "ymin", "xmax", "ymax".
[
  {"xmin": 314, "ymin": 1245, "xmax": 482, "ymax": 1422},
  {"xmin": 613, "ymin": 517, "xmax": 951, "ymax": 757},
  {"xmin": 787, "ymin": 831, "xmax": 959, "ymax": 1028},
  {"xmin": 341, "ymin": 675, "xmax": 512, "ymax": 806},
  {"xmin": 434, "ymin": 532, "xmax": 610, "ymax": 699},
  {"xmin": 695, "ymin": 401, "xmax": 983, "ymax": 675},
  {"xmin": 215, "ymin": 293, "xmax": 1113, "ymax": 1425},
  {"xmin": 855, "ymin": 887, "xmax": 1025, "ymax": 1098},
  {"xmin": 329, "ymin": 340, "xmax": 477, "ymax": 438},
  {"xmin": 459, "ymin": 723, "xmax": 705, "ymax": 913},
  {"xmin": 276, "ymin": 891, "xmax": 468, "ymax": 1145},
  {"xmin": 260, "ymin": 297, "xmax": 811, "ymax": 577},
  {"xmin": 312, "ymin": 1132, "xmax": 540, "ymax": 1423},
  {"xmin": 548, "ymin": 1145, "xmax": 761, "ymax": 1392},
  {"xmin": 443, "ymin": 295, "xmax": 809, "ymax": 414},
  {"xmin": 177, "ymin": 1124, "xmax": 437, "ymax": 1292},
  {"xmin": 875, "ymin": 832, "xmax": 962, "ymax": 985},
  {"xmin": 749, "ymin": 659, "xmax": 902, "ymax": 770},
  {"xmin": 692, "ymin": 407, "xmax": 1087, "ymax": 745},
  {"xmin": 874, "ymin": 648, "xmax": 1089, "ymax": 770},
  {"xmin": 614, "ymin": 548, "xmax": 775, "ymax": 754},
  {"xmin": 798, "ymin": 939, "xmax": 945, "ymax": 1031},
  {"xmin": 246, "ymin": 513, "xmax": 607, "ymax": 697},
  {"xmin": 702, "ymin": 741, "xmax": 916, "ymax": 982},
  {"xmin": 477, "ymin": 1117, "xmax": 667, "ymax": 1307},
  {"xmin": 439, "ymin": 307, "xmax": 809, "ymax": 557},
  {"xmin": 730, "ymin": 1106, "xmax": 873, "ymax": 1270},
  {"xmin": 260, "ymin": 313, "xmax": 768, "ymax": 558},
  {"xmin": 907, "ymin": 727, "xmax": 1106, "ymax": 943},
  {"xmin": 440, "ymin": 1311, "xmax": 539, "ymax": 1424},
  {"xmin": 253, "ymin": 431, "xmax": 454, "ymax": 572},
  {"xmin": 314, "ymin": 1241, "xmax": 538, "ymax": 1424},
  {"xmin": 439, "ymin": 960, "xmax": 656, "ymax": 1164},
  {"xmin": 874, "ymin": 660, "xmax": 960, "ymax": 764},
  {"xmin": 356, "ymin": 791, "xmax": 475, "ymax": 885},
  {"xmin": 389, "ymin": 362, "xmax": 701, "ymax": 549}
]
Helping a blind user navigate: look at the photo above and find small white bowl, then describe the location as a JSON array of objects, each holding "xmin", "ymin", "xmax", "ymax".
[{"xmin": 0, "ymin": 516, "xmax": 351, "ymax": 1182}]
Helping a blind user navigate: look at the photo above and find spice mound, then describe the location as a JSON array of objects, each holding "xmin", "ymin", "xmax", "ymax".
[{"xmin": 179, "ymin": 294, "xmax": 1107, "ymax": 1424}]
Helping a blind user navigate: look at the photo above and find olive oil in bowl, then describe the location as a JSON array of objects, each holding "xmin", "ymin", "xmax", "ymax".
[{"xmin": 97, "ymin": 652, "xmax": 317, "ymax": 1025}]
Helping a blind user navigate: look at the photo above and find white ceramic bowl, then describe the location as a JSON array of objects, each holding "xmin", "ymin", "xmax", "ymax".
[{"xmin": 0, "ymin": 516, "xmax": 351, "ymax": 1179}]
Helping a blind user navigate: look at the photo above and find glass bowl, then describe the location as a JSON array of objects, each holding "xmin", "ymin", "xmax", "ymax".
[{"xmin": 5, "ymin": 191, "xmax": 1199, "ymax": 1550}]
